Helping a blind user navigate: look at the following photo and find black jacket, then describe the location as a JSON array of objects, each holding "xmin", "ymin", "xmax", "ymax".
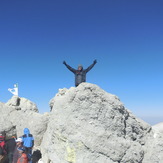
[
  {"xmin": 5, "ymin": 138, "xmax": 16, "ymax": 154},
  {"xmin": 64, "ymin": 61, "xmax": 96, "ymax": 86}
]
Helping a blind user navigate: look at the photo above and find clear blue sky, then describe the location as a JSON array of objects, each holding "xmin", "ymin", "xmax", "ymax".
[{"xmin": 0, "ymin": 0, "xmax": 163, "ymax": 125}]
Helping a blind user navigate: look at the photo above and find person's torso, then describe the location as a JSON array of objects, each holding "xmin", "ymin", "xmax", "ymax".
[
  {"xmin": 75, "ymin": 70, "xmax": 86, "ymax": 83},
  {"xmin": 22, "ymin": 134, "xmax": 33, "ymax": 148},
  {"xmin": 6, "ymin": 138, "xmax": 16, "ymax": 153}
]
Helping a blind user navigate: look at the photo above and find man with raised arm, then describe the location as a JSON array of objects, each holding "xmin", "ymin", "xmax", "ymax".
[{"xmin": 63, "ymin": 60, "xmax": 97, "ymax": 87}]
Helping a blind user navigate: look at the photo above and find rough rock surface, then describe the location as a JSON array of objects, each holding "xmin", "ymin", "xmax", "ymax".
[
  {"xmin": 142, "ymin": 123, "xmax": 163, "ymax": 162},
  {"xmin": 152, "ymin": 122, "xmax": 163, "ymax": 133},
  {"xmin": 0, "ymin": 96, "xmax": 49, "ymax": 146},
  {"xmin": 41, "ymin": 83, "xmax": 163, "ymax": 163},
  {"xmin": 5, "ymin": 95, "xmax": 38, "ymax": 112},
  {"xmin": 1, "ymin": 83, "xmax": 163, "ymax": 163}
]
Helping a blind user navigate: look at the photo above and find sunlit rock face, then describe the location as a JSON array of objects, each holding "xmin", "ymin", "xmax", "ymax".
[
  {"xmin": 42, "ymin": 83, "xmax": 163, "ymax": 163},
  {"xmin": 1, "ymin": 83, "xmax": 163, "ymax": 163}
]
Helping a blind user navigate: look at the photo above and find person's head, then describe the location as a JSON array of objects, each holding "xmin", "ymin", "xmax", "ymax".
[
  {"xmin": 16, "ymin": 137, "xmax": 23, "ymax": 147},
  {"xmin": 24, "ymin": 128, "xmax": 30, "ymax": 135},
  {"xmin": 78, "ymin": 64, "xmax": 83, "ymax": 71},
  {"xmin": 7, "ymin": 134, "xmax": 17, "ymax": 140},
  {"xmin": 12, "ymin": 135, "xmax": 16, "ymax": 139}
]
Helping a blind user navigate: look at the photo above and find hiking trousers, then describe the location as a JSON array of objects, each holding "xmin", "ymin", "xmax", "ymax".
[{"xmin": 24, "ymin": 147, "xmax": 32, "ymax": 161}]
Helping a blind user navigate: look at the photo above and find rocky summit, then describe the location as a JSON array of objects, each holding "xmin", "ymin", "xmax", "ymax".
[{"xmin": 1, "ymin": 83, "xmax": 163, "ymax": 163}]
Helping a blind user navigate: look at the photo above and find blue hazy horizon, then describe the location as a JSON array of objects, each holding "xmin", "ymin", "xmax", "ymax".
[{"xmin": 0, "ymin": 0, "xmax": 162, "ymax": 125}]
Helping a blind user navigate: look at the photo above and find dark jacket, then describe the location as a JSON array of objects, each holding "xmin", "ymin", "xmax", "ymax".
[
  {"xmin": 5, "ymin": 137, "xmax": 16, "ymax": 154},
  {"xmin": 64, "ymin": 61, "xmax": 97, "ymax": 86}
]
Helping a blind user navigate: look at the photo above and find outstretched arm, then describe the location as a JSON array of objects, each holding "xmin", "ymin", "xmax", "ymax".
[
  {"xmin": 85, "ymin": 60, "xmax": 97, "ymax": 73},
  {"xmin": 63, "ymin": 61, "xmax": 76, "ymax": 73}
]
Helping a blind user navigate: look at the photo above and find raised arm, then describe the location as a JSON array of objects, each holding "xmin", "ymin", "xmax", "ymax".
[
  {"xmin": 63, "ymin": 61, "xmax": 76, "ymax": 73},
  {"xmin": 85, "ymin": 59, "xmax": 97, "ymax": 73}
]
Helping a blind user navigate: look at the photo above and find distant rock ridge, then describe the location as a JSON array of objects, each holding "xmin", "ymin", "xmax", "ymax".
[
  {"xmin": 0, "ymin": 83, "xmax": 163, "ymax": 163},
  {"xmin": 152, "ymin": 122, "xmax": 163, "ymax": 134}
]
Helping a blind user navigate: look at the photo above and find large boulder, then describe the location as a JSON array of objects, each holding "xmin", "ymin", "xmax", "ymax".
[
  {"xmin": 5, "ymin": 95, "xmax": 38, "ymax": 112},
  {"xmin": 41, "ymin": 83, "xmax": 163, "ymax": 163}
]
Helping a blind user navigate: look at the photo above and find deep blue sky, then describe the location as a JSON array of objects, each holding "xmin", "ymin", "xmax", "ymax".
[{"xmin": 0, "ymin": 0, "xmax": 163, "ymax": 125}]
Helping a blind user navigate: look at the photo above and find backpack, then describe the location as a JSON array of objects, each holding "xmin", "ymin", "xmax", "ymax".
[{"xmin": 0, "ymin": 136, "xmax": 6, "ymax": 155}]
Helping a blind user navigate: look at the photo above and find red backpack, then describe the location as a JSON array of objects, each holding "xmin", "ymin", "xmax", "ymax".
[{"xmin": 0, "ymin": 135, "xmax": 6, "ymax": 155}]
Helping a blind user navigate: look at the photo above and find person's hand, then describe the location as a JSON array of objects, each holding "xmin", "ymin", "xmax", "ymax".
[
  {"xmin": 63, "ymin": 61, "xmax": 66, "ymax": 65},
  {"xmin": 94, "ymin": 59, "xmax": 97, "ymax": 64}
]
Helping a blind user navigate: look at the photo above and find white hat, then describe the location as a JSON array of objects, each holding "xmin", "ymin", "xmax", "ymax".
[{"xmin": 16, "ymin": 137, "xmax": 23, "ymax": 142}]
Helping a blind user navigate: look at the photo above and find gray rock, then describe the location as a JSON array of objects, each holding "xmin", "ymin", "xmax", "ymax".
[
  {"xmin": 0, "ymin": 96, "xmax": 49, "ymax": 146},
  {"xmin": 49, "ymin": 88, "xmax": 68, "ymax": 111},
  {"xmin": 143, "ymin": 131, "xmax": 163, "ymax": 162},
  {"xmin": 152, "ymin": 122, "xmax": 163, "ymax": 133},
  {"xmin": 1, "ymin": 83, "xmax": 163, "ymax": 163},
  {"xmin": 6, "ymin": 95, "xmax": 38, "ymax": 112},
  {"xmin": 42, "ymin": 83, "xmax": 162, "ymax": 163}
]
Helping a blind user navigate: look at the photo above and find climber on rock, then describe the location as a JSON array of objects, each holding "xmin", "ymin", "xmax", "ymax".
[
  {"xmin": 12, "ymin": 137, "xmax": 24, "ymax": 163},
  {"xmin": 63, "ymin": 60, "xmax": 97, "ymax": 87},
  {"xmin": 22, "ymin": 128, "xmax": 34, "ymax": 162}
]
